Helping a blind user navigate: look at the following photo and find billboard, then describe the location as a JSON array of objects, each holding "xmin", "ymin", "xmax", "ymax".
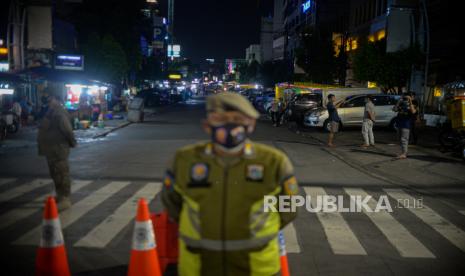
[
  {"xmin": 168, "ymin": 45, "xmax": 181, "ymax": 58},
  {"xmin": 55, "ymin": 55, "xmax": 84, "ymax": 71},
  {"xmin": 27, "ymin": 6, "xmax": 52, "ymax": 50}
]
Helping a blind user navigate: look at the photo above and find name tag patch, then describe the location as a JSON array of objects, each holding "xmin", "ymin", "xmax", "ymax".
[{"xmin": 246, "ymin": 164, "xmax": 264, "ymax": 181}]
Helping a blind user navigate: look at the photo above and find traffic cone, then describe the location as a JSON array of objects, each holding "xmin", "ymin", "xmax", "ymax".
[
  {"xmin": 35, "ymin": 196, "xmax": 71, "ymax": 276},
  {"xmin": 127, "ymin": 198, "xmax": 162, "ymax": 276},
  {"xmin": 279, "ymin": 231, "xmax": 290, "ymax": 276}
]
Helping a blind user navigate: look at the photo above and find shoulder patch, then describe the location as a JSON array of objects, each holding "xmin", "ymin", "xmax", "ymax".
[
  {"xmin": 163, "ymin": 171, "xmax": 175, "ymax": 191},
  {"xmin": 283, "ymin": 176, "xmax": 299, "ymax": 196}
]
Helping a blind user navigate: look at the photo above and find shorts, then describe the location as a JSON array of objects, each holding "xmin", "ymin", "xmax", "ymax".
[{"xmin": 330, "ymin": 121, "xmax": 339, "ymax": 133}]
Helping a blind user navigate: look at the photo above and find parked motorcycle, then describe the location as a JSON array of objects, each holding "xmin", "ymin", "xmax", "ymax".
[
  {"xmin": 438, "ymin": 122, "xmax": 465, "ymax": 160},
  {"xmin": 1, "ymin": 111, "xmax": 20, "ymax": 134}
]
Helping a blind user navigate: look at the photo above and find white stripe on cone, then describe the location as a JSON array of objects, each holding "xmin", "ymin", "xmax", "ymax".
[
  {"xmin": 40, "ymin": 218, "xmax": 64, "ymax": 248},
  {"xmin": 131, "ymin": 221, "xmax": 156, "ymax": 251}
]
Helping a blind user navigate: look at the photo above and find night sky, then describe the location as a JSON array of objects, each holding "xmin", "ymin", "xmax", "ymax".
[
  {"xmin": 175, "ymin": 0, "xmax": 273, "ymax": 62},
  {"xmin": 0, "ymin": 0, "xmax": 273, "ymax": 63}
]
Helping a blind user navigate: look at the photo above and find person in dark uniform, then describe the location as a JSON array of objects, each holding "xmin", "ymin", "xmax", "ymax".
[{"xmin": 37, "ymin": 87, "xmax": 77, "ymax": 210}]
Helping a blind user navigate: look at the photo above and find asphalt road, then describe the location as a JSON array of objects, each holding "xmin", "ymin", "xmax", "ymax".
[{"xmin": 0, "ymin": 98, "xmax": 464, "ymax": 275}]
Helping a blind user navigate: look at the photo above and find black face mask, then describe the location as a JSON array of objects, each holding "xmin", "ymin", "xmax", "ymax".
[
  {"xmin": 41, "ymin": 96, "xmax": 49, "ymax": 105},
  {"xmin": 210, "ymin": 123, "xmax": 248, "ymax": 151}
]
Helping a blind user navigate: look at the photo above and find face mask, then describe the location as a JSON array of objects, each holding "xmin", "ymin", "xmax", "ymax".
[
  {"xmin": 41, "ymin": 96, "xmax": 49, "ymax": 104},
  {"xmin": 210, "ymin": 123, "xmax": 248, "ymax": 152}
]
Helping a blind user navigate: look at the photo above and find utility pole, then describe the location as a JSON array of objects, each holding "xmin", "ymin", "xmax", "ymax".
[{"xmin": 168, "ymin": 0, "xmax": 175, "ymax": 48}]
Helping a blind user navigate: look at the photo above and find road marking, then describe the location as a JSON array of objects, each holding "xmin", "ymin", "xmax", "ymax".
[
  {"xmin": 345, "ymin": 188, "xmax": 435, "ymax": 258},
  {"xmin": 0, "ymin": 179, "xmax": 52, "ymax": 202},
  {"xmin": 282, "ymin": 222, "xmax": 301, "ymax": 253},
  {"xmin": 0, "ymin": 180, "xmax": 93, "ymax": 230},
  {"xmin": 459, "ymin": 211, "xmax": 465, "ymax": 216},
  {"xmin": 74, "ymin": 182, "xmax": 162, "ymax": 248},
  {"xmin": 0, "ymin": 178, "xmax": 17, "ymax": 187},
  {"xmin": 385, "ymin": 189, "xmax": 465, "ymax": 253},
  {"xmin": 304, "ymin": 187, "xmax": 367, "ymax": 255},
  {"xmin": 14, "ymin": 181, "xmax": 131, "ymax": 245}
]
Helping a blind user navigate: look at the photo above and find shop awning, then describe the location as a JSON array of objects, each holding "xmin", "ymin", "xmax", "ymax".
[{"xmin": 16, "ymin": 66, "xmax": 114, "ymax": 88}]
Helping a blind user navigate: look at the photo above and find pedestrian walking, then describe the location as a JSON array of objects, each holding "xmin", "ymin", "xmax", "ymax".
[
  {"xmin": 161, "ymin": 92, "xmax": 298, "ymax": 276},
  {"xmin": 361, "ymin": 95, "xmax": 376, "ymax": 147},
  {"xmin": 37, "ymin": 87, "xmax": 77, "ymax": 211},
  {"xmin": 393, "ymin": 93, "xmax": 417, "ymax": 159},
  {"xmin": 327, "ymin": 94, "xmax": 340, "ymax": 147}
]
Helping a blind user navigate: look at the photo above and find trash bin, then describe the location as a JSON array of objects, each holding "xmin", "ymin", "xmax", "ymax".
[{"xmin": 127, "ymin": 97, "xmax": 145, "ymax": 123}]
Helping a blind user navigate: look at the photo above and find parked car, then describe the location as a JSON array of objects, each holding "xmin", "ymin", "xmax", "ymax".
[
  {"xmin": 287, "ymin": 93, "xmax": 322, "ymax": 124},
  {"xmin": 304, "ymin": 94, "xmax": 401, "ymax": 131}
]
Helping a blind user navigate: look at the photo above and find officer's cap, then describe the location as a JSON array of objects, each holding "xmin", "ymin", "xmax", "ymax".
[{"xmin": 206, "ymin": 93, "xmax": 259, "ymax": 119}]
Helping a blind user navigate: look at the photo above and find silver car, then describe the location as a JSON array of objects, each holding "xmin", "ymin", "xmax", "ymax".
[{"xmin": 304, "ymin": 94, "xmax": 401, "ymax": 131}]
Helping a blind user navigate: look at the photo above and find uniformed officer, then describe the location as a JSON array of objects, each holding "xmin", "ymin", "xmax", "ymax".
[
  {"xmin": 161, "ymin": 93, "xmax": 298, "ymax": 276},
  {"xmin": 37, "ymin": 87, "xmax": 77, "ymax": 211}
]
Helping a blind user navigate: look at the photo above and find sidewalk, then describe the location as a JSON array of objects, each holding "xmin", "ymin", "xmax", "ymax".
[
  {"xmin": 293, "ymin": 124, "xmax": 465, "ymax": 188},
  {"xmin": 0, "ymin": 114, "xmax": 130, "ymax": 154}
]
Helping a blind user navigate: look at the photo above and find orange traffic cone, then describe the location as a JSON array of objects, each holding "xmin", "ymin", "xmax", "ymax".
[
  {"xmin": 127, "ymin": 198, "xmax": 162, "ymax": 276},
  {"xmin": 35, "ymin": 196, "xmax": 71, "ymax": 276},
  {"xmin": 279, "ymin": 231, "xmax": 290, "ymax": 276}
]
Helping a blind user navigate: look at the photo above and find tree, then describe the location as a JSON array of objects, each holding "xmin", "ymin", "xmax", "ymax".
[
  {"xmin": 83, "ymin": 33, "xmax": 128, "ymax": 82},
  {"xmin": 259, "ymin": 60, "xmax": 293, "ymax": 87},
  {"xmin": 352, "ymin": 39, "xmax": 423, "ymax": 93},
  {"xmin": 101, "ymin": 35, "xmax": 129, "ymax": 82},
  {"xmin": 295, "ymin": 28, "xmax": 337, "ymax": 84}
]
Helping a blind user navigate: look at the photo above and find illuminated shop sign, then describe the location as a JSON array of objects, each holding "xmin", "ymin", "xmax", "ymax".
[
  {"xmin": 302, "ymin": 0, "xmax": 312, "ymax": 13},
  {"xmin": 55, "ymin": 55, "xmax": 84, "ymax": 71}
]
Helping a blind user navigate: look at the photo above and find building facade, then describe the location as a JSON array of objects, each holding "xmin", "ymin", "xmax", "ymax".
[
  {"xmin": 260, "ymin": 17, "xmax": 274, "ymax": 63},
  {"xmin": 246, "ymin": 44, "xmax": 262, "ymax": 64}
]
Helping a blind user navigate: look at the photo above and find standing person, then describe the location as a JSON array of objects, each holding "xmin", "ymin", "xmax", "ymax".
[
  {"xmin": 37, "ymin": 87, "xmax": 77, "ymax": 210},
  {"xmin": 393, "ymin": 93, "xmax": 417, "ymax": 159},
  {"xmin": 410, "ymin": 92, "xmax": 420, "ymax": 145},
  {"xmin": 161, "ymin": 93, "xmax": 298, "ymax": 276},
  {"xmin": 361, "ymin": 95, "xmax": 376, "ymax": 147},
  {"xmin": 327, "ymin": 94, "xmax": 340, "ymax": 147},
  {"xmin": 11, "ymin": 98, "xmax": 22, "ymax": 118},
  {"xmin": 270, "ymin": 98, "xmax": 281, "ymax": 126}
]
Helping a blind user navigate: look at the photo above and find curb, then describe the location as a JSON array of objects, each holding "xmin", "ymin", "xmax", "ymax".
[{"xmin": 92, "ymin": 121, "xmax": 132, "ymax": 139}]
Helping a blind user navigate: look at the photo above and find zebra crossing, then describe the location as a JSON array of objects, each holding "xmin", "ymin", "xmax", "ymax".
[{"xmin": 0, "ymin": 177, "xmax": 465, "ymax": 260}]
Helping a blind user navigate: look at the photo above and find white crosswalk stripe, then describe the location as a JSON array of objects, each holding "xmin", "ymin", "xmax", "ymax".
[
  {"xmin": 2, "ymin": 178, "xmax": 464, "ymax": 258},
  {"xmin": 0, "ymin": 178, "xmax": 17, "ymax": 187},
  {"xmin": 345, "ymin": 188, "xmax": 435, "ymax": 258},
  {"xmin": 0, "ymin": 180, "xmax": 93, "ymax": 230},
  {"xmin": 0, "ymin": 179, "xmax": 52, "ymax": 202},
  {"xmin": 74, "ymin": 182, "xmax": 162, "ymax": 248},
  {"xmin": 14, "ymin": 181, "xmax": 131, "ymax": 245},
  {"xmin": 385, "ymin": 189, "xmax": 465, "ymax": 253},
  {"xmin": 304, "ymin": 187, "xmax": 367, "ymax": 255}
]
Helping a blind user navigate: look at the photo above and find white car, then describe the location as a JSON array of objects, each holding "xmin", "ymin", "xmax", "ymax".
[{"xmin": 304, "ymin": 94, "xmax": 401, "ymax": 131}]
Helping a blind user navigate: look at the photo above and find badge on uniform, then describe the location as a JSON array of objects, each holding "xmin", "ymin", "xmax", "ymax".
[
  {"xmin": 283, "ymin": 176, "xmax": 299, "ymax": 195},
  {"xmin": 189, "ymin": 163, "xmax": 210, "ymax": 187},
  {"xmin": 246, "ymin": 164, "xmax": 264, "ymax": 182}
]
